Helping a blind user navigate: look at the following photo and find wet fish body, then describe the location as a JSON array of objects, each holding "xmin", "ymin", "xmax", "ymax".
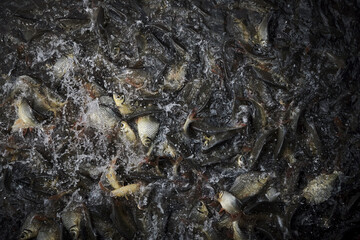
[
  {"xmin": 120, "ymin": 121, "xmax": 137, "ymax": 143},
  {"xmin": 61, "ymin": 209, "xmax": 81, "ymax": 240},
  {"xmin": 12, "ymin": 98, "xmax": 41, "ymax": 131},
  {"xmin": 164, "ymin": 62, "xmax": 187, "ymax": 91},
  {"xmin": 217, "ymin": 191, "xmax": 242, "ymax": 215},
  {"xmin": 53, "ymin": 54, "xmax": 75, "ymax": 78},
  {"xmin": 19, "ymin": 213, "xmax": 42, "ymax": 240},
  {"xmin": 113, "ymin": 93, "xmax": 134, "ymax": 116},
  {"xmin": 255, "ymin": 14, "xmax": 271, "ymax": 47},
  {"xmin": 190, "ymin": 201, "xmax": 209, "ymax": 223},
  {"xmin": 136, "ymin": 115, "xmax": 160, "ymax": 147},
  {"xmin": 12, "ymin": 76, "xmax": 66, "ymax": 116},
  {"xmin": 111, "ymin": 183, "xmax": 141, "ymax": 197},
  {"xmin": 202, "ymin": 131, "xmax": 238, "ymax": 151},
  {"xmin": 229, "ymin": 172, "xmax": 272, "ymax": 200},
  {"xmin": 303, "ymin": 171, "xmax": 341, "ymax": 204},
  {"xmin": 233, "ymin": 220, "xmax": 247, "ymax": 240},
  {"xmin": 86, "ymin": 102, "xmax": 119, "ymax": 131}
]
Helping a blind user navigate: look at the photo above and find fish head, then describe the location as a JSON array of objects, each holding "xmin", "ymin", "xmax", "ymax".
[
  {"xmin": 70, "ymin": 227, "xmax": 80, "ymax": 240},
  {"xmin": 202, "ymin": 135, "xmax": 213, "ymax": 148},
  {"xmin": 217, "ymin": 191, "xmax": 224, "ymax": 202},
  {"xmin": 120, "ymin": 121, "xmax": 129, "ymax": 133},
  {"xmin": 19, "ymin": 230, "xmax": 32, "ymax": 240},
  {"xmin": 197, "ymin": 201, "xmax": 209, "ymax": 216},
  {"xmin": 113, "ymin": 93, "xmax": 125, "ymax": 106}
]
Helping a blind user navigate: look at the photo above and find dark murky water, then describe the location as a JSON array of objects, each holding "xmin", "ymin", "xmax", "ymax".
[{"xmin": 0, "ymin": 0, "xmax": 360, "ymax": 239}]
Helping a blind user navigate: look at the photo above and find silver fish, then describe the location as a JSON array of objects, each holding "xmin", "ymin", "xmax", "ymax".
[
  {"xmin": 86, "ymin": 101, "xmax": 120, "ymax": 131},
  {"xmin": 136, "ymin": 115, "xmax": 159, "ymax": 147},
  {"xmin": 12, "ymin": 75, "xmax": 66, "ymax": 117},
  {"xmin": 53, "ymin": 54, "xmax": 75, "ymax": 78},
  {"xmin": 19, "ymin": 213, "xmax": 42, "ymax": 240},
  {"xmin": 61, "ymin": 208, "xmax": 82, "ymax": 240},
  {"xmin": 12, "ymin": 98, "xmax": 41, "ymax": 132},
  {"xmin": 303, "ymin": 171, "xmax": 342, "ymax": 204},
  {"xmin": 217, "ymin": 191, "xmax": 242, "ymax": 215},
  {"xmin": 233, "ymin": 220, "xmax": 247, "ymax": 240},
  {"xmin": 229, "ymin": 172, "xmax": 272, "ymax": 200},
  {"xmin": 119, "ymin": 121, "xmax": 137, "ymax": 144},
  {"xmin": 113, "ymin": 93, "xmax": 134, "ymax": 116}
]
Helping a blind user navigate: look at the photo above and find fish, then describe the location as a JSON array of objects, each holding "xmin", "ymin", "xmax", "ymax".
[
  {"xmin": 19, "ymin": 213, "xmax": 42, "ymax": 240},
  {"xmin": 162, "ymin": 141, "xmax": 177, "ymax": 159},
  {"xmin": 273, "ymin": 126, "xmax": 286, "ymax": 159},
  {"xmin": 12, "ymin": 98, "xmax": 41, "ymax": 132},
  {"xmin": 86, "ymin": 101, "xmax": 120, "ymax": 131},
  {"xmin": 105, "ymin": 158, "xmax": 122, "ymax": 190},
  {"xmin": 82, "ymin": 81, "xmax": 107, "ymax": 99},
  {"xmin": 163, "ymin": 62, "xmax": 187, "ymax": 92},
  {"xmin": 57, "ymin": 17, "xmax": 90, "ymax": 33},
  {"xmin": 53, "ymin": 54, "xmax": 75, "ymax": 78},
  {"xmin": 302, "ymin": 171, "xmax": 342, "ymax": 204},
  {"xmin": 14, "ymin": 76, "xmax": 66, "ymax": 115},
  {"xmin": 229, "ymin": 172, "xmax": 272, "ymax": 200},
  {"xmin": 31, "ymin": 87, "xmax": 67, "ymax": 117},
  {"xmin": 202, "ymin": 131, "xmax": 238, "ymax": 151},
  {"xmin": 113, "ymin": 68, "xmax": 150, "ymax": 90},
  {"xmin": 111, "ymin": 183, "xmax": 141, "ymax": 197},
  {"xmin": 113, "ymin": 93, "xmax": 134, "ymax": 116},
  {"xmin": 183, "ymin": 109, "xmax": 199, "ymax": 137},
  {"xmin": 119, "ymin": 121, "xmax": 137, "ymax": 143},
  {"xmin": 251, "ymin": 66, "xmax": 289, "ymax": 89},
  {"xmin": 233, "ymin": 220, "xmax": 247, "ymax": 240},
  {"xmin": 304, "ymin": 119, "xmax": 322, "ymax": 156},
  {"xmin": 247, "ymin": 129, "xmax": 275, "ymax": 169},
  {"xmin": 234, "ymin": 39, "xmax": 275, "ymax": 64},
  {"xmin": 229, "ymin": 15, "xmax": 251, "ymax": 43},
  {"xmin": 237, "ymin": 98, "xmax": 267, "ymax": 131},
  {"xmin": 178, "ymin": 79, "xmax": 212, "ymax": 112},
  {"xmin": 12, "ymin": 75, "xmax": 40, "ymax": 96},
  {"xmin": 289, "ymin": 105, "xmax": 302, "ymax": 132},
  {"xmin": 191, "ymin": 121, "xmax": 247, "ymax": 135},
  {"xmin": 190, "ymin": 201, "xmax": 209, "ymax": 223},
  {"xmin": 61, "ymin": 207, "xmax": 82, "ymax": 240},
  {"xmin": 217, "ymin": 191, "xmax": 242, "ymax": 215},
  {"xmin": 136, "ymin": 115, "xmax": 159, "ymax": 147},
  {"xmin": 255, "ymin": 14, "xmax": 271, "ymax": 47}
]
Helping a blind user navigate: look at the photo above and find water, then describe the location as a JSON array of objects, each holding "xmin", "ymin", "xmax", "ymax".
[{"xmin": 0, "ymin": 0, "xmax": 360, "ymax": 239}]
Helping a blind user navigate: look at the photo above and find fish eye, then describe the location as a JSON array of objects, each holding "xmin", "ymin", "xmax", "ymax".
[
  {"xmin": 144, "ymin": 137, "xmax": 152, "ymax": 146},
  {"xmin": 196, "ymin": 202, "xmax": 205, "ymax": 212},
  {"xmin": 218, "ymin": 191, "xmax": 224, "ymax": 198},
  {"xmin": 120, "ymin": 122, "xmax": 125, "ymax": 128}
]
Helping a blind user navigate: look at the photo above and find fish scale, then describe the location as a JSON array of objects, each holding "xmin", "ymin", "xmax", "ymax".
[{"xmin": 136, "ymin": 115, "xmax": 160, "ymax": 147}]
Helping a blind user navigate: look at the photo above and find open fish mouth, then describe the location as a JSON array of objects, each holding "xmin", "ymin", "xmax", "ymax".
[{"xmin": 0, "ymin": 0, "xmax": 359, "ymax": 239}]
